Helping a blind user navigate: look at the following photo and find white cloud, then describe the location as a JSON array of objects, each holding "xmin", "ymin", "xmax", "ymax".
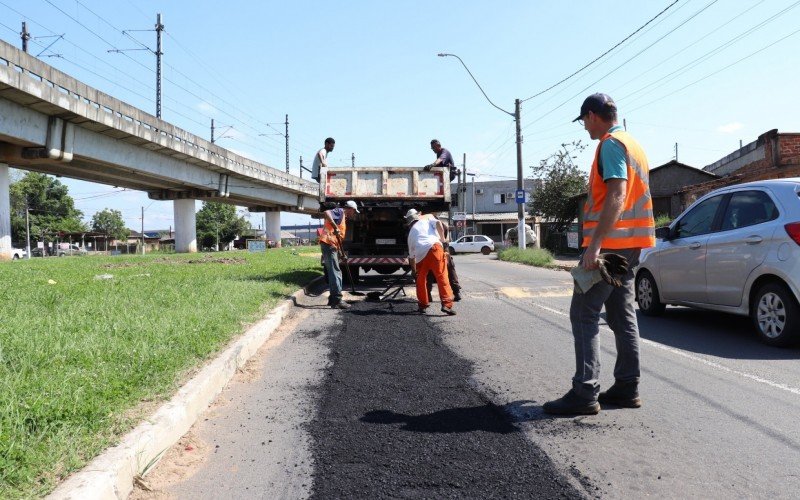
[{"xmin": 717, "ymin": 122, "xmax": 744, "ymax": 134}]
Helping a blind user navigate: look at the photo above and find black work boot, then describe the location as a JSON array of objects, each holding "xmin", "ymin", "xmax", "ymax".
[
  {"xmin": 598, "ymin": 381, "xmax": 641, "ymax": 408},
  {"xmin": 543, "ymin": 389, "xmax": 600, "ymax": 415}
]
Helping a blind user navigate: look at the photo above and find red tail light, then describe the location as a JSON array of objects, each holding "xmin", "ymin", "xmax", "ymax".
[{"xmin": 786, "ymin": 223, "xmax": 800, "ymax": 246}]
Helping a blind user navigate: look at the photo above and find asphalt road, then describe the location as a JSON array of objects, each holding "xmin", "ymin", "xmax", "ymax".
[{"xmin": 143, "ymin": 253, "xmax": 800, "ymax": 499}]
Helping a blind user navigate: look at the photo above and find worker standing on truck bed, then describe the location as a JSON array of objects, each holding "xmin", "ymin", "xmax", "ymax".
[
  {"xmin": 424, "ymin": 139, "xmax": 459, "ymax": 182},
  {"xmin": 405, "ymin": 208, "xmax": 456, "ymax": 316},
  {"xmin": 320, "ymin": 200, "xmax": 359, "ymax": 309},
  {"xmin": 312, "ymin": 137, "xmax": 335, "ymax": 182}
]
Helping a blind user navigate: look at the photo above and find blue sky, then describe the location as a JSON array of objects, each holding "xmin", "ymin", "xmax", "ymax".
[{"xmin": 2, "ymin": 0, "xmax": 799, "ymax": 229}]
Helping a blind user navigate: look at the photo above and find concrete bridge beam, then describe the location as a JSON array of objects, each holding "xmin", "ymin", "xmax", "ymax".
[
  {"xmin": 174, "ymin": 199, "xmax": 197, "ymax": 253},
  {"xmin": 265, "ymin": 212, "xmax": 281, "ymax": 248},
  {"xmin": 0, "ymin": 163, "xmax": 10, "ymax": 261}
]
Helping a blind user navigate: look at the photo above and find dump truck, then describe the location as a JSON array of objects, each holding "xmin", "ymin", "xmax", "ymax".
[{"xmin": 319, "ymin": 165, "xmax": 452, "ymax": 281}]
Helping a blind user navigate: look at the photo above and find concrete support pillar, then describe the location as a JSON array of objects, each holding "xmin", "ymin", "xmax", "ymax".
[
  {"xmin": 265, "ymin": 212, "xmax": 281, "ymax": 248},
  {"xmin": 173, "ymin": 199, "xmax": 197, "ymax": 253},
  {"xmin": 0, "ymin": 164, "xmax": 11, "ymax": 261}
]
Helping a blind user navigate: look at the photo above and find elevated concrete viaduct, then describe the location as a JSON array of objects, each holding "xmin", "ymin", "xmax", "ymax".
[{"xmin": 0, "ymin": 39, "xmax": 319, "ymax": 259}]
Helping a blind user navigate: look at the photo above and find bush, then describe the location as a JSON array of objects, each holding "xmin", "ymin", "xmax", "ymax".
[
  {"xmin": 654, "ymin": 214, "xmax": 673, "ymax": 227},
  {"xmin": 497, "ymin": 246, "xmax": 554, "ymax": 267}
]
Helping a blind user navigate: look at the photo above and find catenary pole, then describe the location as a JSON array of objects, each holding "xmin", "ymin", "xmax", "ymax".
[
  {"xmin": 285, "ymin": 114, "xmax": 289, "ymax": 173},
  {"xmin": 21, "ymin": 22, "xmax": 30, "ymax": 52},
  {"xmin": 155, "ymin": 13, "xmax": 164, "ymax": 118}
]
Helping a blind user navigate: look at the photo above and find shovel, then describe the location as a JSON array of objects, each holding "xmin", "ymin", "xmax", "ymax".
[{"xmin": 334, "ymin": 232, "xmax": 366, "ymax": 296}]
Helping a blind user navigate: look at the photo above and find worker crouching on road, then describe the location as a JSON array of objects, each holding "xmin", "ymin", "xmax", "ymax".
[
  {"xmin": 405, "ymin": 208, "xmax": 456, "ymax": 316},
  {"xmin": 320, "ymin": 200, "xmax": 359, "ymax": 309}
]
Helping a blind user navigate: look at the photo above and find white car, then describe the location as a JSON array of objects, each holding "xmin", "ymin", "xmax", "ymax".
[
  {"xmin": 448, "ymin": 235, "xmax": 495, "ymax": 255},
  {"xmin": 635, "ymin": 178, "xmax": 800, "ymax": 346},
  {"xmin": 11, "ymin": 248, "xmax": 26, "ymax": 260}
]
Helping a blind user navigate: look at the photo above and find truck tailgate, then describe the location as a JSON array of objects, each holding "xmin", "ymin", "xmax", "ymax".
[{"xmin": 321, "ymin": 167, "xmax": 449, "ymax": 201}]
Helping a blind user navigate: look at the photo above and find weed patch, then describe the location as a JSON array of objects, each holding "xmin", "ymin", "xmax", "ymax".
[{"xmin": 497, "ymin": 247, "xmax": 555, "ymax": 268}]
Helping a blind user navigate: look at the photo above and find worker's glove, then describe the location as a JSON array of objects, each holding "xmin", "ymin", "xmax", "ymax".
[
  {"xmin": 597, "ymin": 253, "xmax": 629, "ymax": 287},
  {"xmin": 423, "ymin": 164, "xmax": 435, "ymax": 171}
]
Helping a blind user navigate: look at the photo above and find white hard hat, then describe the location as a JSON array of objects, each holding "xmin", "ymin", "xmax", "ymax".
[
  {"xmin": 344, "ymin": 200, "xmax": 360, "ymax": 213},
  {"xmin": 404, "ymin": 208, "xmax": 420, "ymax": 225}
]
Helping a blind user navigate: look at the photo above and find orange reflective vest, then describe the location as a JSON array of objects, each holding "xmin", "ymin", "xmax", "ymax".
[
  {"xmin": 583, "ymin": 130, "xmax": 655, "ymax": 249},
  {"xmin": 319, "ymin": 212, "xmax": 346, "ymax": 248}
]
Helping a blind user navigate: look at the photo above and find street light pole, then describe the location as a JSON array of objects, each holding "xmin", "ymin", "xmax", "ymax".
[{"xmin": 438, "ymin": 53, "xmax": 526, "ymax": 249}]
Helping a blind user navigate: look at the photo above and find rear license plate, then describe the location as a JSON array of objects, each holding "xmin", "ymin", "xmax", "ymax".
[{"xmin": 375, "ymin": 239, "xmax": 396, "ymax": 245}]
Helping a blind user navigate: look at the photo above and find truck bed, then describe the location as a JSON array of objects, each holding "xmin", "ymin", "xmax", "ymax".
[{"xmin": 320, "ymin": 166, "xmax": 450, "ymax": 203}]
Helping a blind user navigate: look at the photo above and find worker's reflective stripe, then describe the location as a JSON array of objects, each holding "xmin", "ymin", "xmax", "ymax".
[{"xmin": 583, "ymin": 225, "xmax": 655, "ymax": 239}]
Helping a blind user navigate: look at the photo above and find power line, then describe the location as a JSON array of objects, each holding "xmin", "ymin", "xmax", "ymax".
[
  {"xmin": 620, "ymin": 0, "xmax": 800, "ymax": 106},
  {"xmin": 626, "ymin": 26, "xmax": 800, "ymax": 114},
  {"xmin": 519, "ymin": 0, "xmax": 722, "ymax": 132},
  {"xmin": 520, "ymin": 0, "xmax": 680, "ymax": 103}
]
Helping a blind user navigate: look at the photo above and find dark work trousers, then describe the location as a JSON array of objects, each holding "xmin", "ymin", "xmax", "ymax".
[
  {"xmin": 426, "ymin": 251, "xmax": 461, "ymax": 302},
  {"xmin": 570, "ymin": 248, "xmax": 641, "ymax": 401}
]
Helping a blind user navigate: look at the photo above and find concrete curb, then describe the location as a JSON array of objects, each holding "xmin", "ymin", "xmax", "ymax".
[{"xmin": 48, "ymin": 278, "xmax": 325, "ymax": 500}]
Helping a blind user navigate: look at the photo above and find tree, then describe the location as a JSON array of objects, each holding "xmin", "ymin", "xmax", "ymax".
[
  {"xmin": 91, "ymin": 208, "xmax": 129, "ymax": 241},
  {"xmin": 528, "ymin": 141, "xmax": 589, "ymax": 232},
  {"xmin": 9, "ymin": 172, "xmax": 86, "ymax": 245},
  {"xmin": 195, "ymin": 202, "xmax": 250, "ymax": 250}
]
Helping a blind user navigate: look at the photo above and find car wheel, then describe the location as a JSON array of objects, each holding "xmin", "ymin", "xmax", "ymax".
[
  {"xmin": 12, "ymin": 254, "xmax": 19, "ymax": 260},
  {"xmin": 751, "ymin": 282, "xmax": 800, "ymax": 347},
  {"xmin": 58, "ymin": 252, "xmax": 65, "ymax": 257},
  {"xmin": 480, "ymin": 246, "xmax": 491, "ymax": 255},
  {"xmin": 636, "ymin": 270, "xmax": 666, "ymax": 316}
]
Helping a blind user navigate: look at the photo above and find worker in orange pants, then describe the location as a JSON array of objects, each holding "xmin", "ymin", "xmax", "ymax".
[{"xmin": 405, "ymin": 208, "xmax": 455, "ymax": 315}]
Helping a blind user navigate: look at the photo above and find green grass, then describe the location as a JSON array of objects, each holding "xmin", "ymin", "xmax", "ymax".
[
  {"xmin": 497, "ymin": 246, "xmax": 555, "ymax": 267},
  {"xmin": 0, "ymin": 248, "xmax": 322, "ymax": 498}
]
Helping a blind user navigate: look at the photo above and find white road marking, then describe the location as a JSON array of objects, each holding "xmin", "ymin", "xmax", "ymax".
[{"xmin": 529, "ymin": 301, "xmax": 800, "ymax": 397}]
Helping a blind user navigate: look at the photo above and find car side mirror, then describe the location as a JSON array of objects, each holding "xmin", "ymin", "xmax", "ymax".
[{"xmin": 655, "ymin": 226, "xmax": 671, "ymax": 240}]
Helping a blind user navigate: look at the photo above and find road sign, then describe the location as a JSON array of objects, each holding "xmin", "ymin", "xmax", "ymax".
[
  {"xmin": 452, "ymin": 212, "xmax": 467, "ymax": 221},
  {"xmin": 515, "ymin": 189, "xmax": 527, "ymax": 204}
]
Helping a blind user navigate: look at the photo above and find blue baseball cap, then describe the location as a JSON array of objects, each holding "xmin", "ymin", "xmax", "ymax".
[{"xmin": 573, "ymin": 93, "xmax": 616, "ymax": 122}]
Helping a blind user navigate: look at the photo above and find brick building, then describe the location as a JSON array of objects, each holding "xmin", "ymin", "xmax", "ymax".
[{"xmin": 680, "ymin": 129, "xmax": 800, "ymax": 207}]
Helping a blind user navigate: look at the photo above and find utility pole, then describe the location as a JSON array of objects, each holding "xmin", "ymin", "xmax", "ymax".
[
  {"xmin": 514, "ymin": 98, "xmax": 526, "ymax": 249},
  {"xmin": 285, "ymin": 115, "xmax": 290, "ymax": 174},
  {"xmin": 21, "ymin": 22, "xmax": 30, "ymax": 52},
  {"xmin": 155, "ymin": 13, "xmax": 164, "ymax": 119},
  {"xmin": 25, "ymin": 204, "xmax": 31, "ymax": 260},
  {"xmin": 351, "ymin": 153, "xmax": 355, "ymax": 168},
  {"xmin": 211, "ymin": 119, "xmax": 215, "ymax": 143},
  {"xmin": 299, "ymin": 156, "xmax": 304, "ymax": 179},
  {"xmin": 461, "ymin": 153, "xmax": 466, "ymax": 212},
  {"xmin": 141, "ymin": 206, "xmax": 145, "ymax": 255},
  {"xmin": 675, "ymin": 142, "xmax": 679, "ymax": 162},
  {"xmin": 437, "ymin": 53, "xmax": 525, "ymax": 249}
]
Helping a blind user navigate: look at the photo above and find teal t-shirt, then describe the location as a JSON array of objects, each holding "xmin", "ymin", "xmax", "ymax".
[{"xmin": 599, "ymin": 125, "xmax": 627, "ymax": 181}]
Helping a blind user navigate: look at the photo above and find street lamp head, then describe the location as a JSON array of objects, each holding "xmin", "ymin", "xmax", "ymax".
[{"xmin": 437, "ymin": 53, "xmax": 452, "ymax": 57}]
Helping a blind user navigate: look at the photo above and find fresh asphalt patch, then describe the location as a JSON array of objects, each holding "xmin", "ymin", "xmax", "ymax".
[{"xmin": 307, "ymin": 296, "xmax": 583, "ymax": 499}]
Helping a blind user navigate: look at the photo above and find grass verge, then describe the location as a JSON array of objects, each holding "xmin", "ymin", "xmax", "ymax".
[
  {"xmin": 497, "ymin": 246, "xmax": 555, "ymax": 267},
  {"xmin": 0, "ymin": 248, "xmax": 322, "ymax": 498}
]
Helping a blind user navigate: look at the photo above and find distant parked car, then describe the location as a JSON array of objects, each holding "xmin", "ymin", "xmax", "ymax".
[
  {"xmin": 56, "ymin": 244, "xmax": 88, "ymax": 257},
  {"xmin": 635, "ymin": 178, "xmax": 800, "ymax": 346},
  {"xmin": 10, "ymin": 248, "xmax": 26, "ymax": 260},
  {"xmin": 449, "ymin": 235, "xmax": 495, "ymax": 255}
]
